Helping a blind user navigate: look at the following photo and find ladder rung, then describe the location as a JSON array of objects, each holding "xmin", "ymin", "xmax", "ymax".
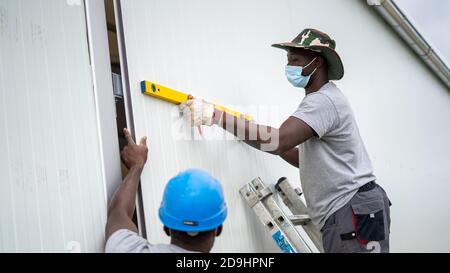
[{"xmin": 289, "ymin": 215, "xmax": 311, "ymax": 226}]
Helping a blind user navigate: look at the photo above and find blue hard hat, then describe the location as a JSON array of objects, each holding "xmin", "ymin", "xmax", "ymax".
[{"xmin": 159, "ymin": 169, "xmax": 227, "ymax": 232}]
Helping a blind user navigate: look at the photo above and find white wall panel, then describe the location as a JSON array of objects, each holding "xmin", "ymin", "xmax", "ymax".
[
  {"xmin": 0, "ymin": 0, "xmax": 108, "ymax": 252},
  {"xmin": 119, "ymin": 0, "xmax": 450, "ymax": 252}
]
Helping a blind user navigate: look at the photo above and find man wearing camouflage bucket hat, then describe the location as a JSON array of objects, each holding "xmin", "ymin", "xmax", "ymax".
[{"xmin": 180, "ymin": 28, "xmax": 391, "ymax": 253}]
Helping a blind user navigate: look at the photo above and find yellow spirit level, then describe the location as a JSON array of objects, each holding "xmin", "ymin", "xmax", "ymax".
[{"xmin": 141, "ymin": 80, "xmax": 253, "ymax": 121}]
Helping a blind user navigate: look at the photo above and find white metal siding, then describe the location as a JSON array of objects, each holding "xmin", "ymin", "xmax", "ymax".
[
  {"xmin": 0, "ymin": 0, "xmax": 107, "ymax": 252},
  {"xmin": 119, "ymin": 0, "xmax": 450, "ymax": 252}
]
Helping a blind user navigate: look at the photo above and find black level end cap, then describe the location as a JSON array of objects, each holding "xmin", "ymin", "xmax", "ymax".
[{"xmin": 274, "ymin": 177, "xmax": 288, "ymax": 191}]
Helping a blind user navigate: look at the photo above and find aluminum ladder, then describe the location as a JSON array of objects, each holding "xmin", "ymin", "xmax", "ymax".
[{"xmin": 239, "ymin": 177, "xmax": 324, "ymax": 253}]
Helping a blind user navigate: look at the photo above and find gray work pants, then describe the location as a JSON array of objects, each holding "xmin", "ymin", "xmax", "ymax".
[{"xmin": 320, "ymin": 183, "xmax": 391, "ymax": 253}]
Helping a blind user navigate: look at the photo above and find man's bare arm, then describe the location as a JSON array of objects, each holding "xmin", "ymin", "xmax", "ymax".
[
  {"xmin": 181, "ymin": 96, "xmax": 314, "ymax": 166},
  {"xmin": 105, "ymin": 129, "xmax": 148, "ymax": 240},
  {"xmin": 218, "ymin": 110, "xmax": 315, "ymax": 158},
  {"xmin": 280, "ymin": 148, "xmax": 299, "ymax": 168}
]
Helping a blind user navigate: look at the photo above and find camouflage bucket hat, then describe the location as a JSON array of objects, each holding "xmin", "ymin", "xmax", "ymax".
[{"xmin": 272, "ymin": 28, "xmax": 344, "ymax": 80}]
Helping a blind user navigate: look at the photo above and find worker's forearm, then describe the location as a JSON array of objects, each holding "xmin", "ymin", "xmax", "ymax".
[
  {"xmin": 107, "ymin": 165, "xmax": 143, "ymax": 219},
  {"xmin": 280, "ymin": 148, "xmax": 299, "ymax": 168},
  {"xmin": 219, "ymin": 111, "xmax": 280, "ymax": 153}
]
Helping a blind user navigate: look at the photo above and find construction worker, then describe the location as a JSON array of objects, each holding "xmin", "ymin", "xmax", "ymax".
[
  {"xmin": 105, "ymin": 128, "xmax": 227, "ymax": 253},
  {"xmin": 180, "ymin": 29, "xmax": 391, "ymax": 253}
]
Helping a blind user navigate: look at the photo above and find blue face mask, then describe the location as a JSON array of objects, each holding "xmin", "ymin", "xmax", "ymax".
[{"xmin": 285, "ymin": 58, "xmax": 317, "ymax": 88}]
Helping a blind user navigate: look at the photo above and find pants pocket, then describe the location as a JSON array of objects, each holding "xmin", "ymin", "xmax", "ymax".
[
  {"xmin": 321, "ymin": 223, "xmax": 347, "ymax": 253},
  {"xmin": 351, "ymin": 199, "xmax": 386, "ymax": 242}
]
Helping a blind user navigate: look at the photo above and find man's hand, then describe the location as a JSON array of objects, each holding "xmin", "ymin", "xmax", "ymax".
[
  {"xmin": 121, "ymin": 128, "xmax": 148, "ymax": 169},
  {"xmin": 106, "ymin": 128, "xmax": 147, "ymax": 240},
  {"xmin": 179, "ymin": 95, "xmax": 217, "ymax": 127}
]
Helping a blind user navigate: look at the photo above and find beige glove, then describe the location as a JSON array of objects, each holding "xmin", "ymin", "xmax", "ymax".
[{"xmin": 179, "ymin": 98, "xmax": 216, "ymax": 127}]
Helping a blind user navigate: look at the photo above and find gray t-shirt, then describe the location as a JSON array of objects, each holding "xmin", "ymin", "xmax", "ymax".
[
  {"xmin": 105, "ymin": 229, "xmax": 198, "ymax": 253},
  {"xmin": 292, "ymin": 82, "xmax": 376, "ymax": 230}
]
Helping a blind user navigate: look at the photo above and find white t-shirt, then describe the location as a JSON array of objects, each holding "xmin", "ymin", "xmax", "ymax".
[{"xmin": 105, "ymin": 229, "xmax": 198, "ymax": 253}]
